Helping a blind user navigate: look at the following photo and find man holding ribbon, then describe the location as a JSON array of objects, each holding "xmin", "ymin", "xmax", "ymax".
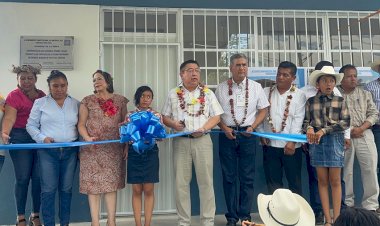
[
  {"xmin": 162, "ymin": 59, "xmax": 223, "ymax": 226},
  {"xmin": 215, "ymin": 53, "xmax": 269, "ymax": 226},
  {"xmin": 257, "ymin": 61, "xmax": 306, "ymax": 195}
]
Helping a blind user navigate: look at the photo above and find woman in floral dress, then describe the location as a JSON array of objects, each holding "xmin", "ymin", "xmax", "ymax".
[{"xmin": 78, "ymin": 70, "xmax": 128, "ymax": 226}]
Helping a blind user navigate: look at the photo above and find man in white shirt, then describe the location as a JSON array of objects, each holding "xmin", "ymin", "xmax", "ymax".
[
  {"xmin": 257, "ymin": 61, "xmax": 306, "ymax": 195},
  {"xmin": 215, "ymin": 53, "xmax": 269, "ymax": 226},
  {"xmin": 162, "ymin": 59, "xmax": 224, "ymax": 226}
]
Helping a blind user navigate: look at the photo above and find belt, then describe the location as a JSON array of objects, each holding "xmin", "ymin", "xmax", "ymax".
[
  {"xmin": 179, "ymin": 133, "xmax": 209, "ymax": 139},
  {"xmin": 228, "ymin": 126, "xmax": 250, "ymax": 131}
]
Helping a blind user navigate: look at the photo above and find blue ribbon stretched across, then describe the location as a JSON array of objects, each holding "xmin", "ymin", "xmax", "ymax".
[
  {"xmin": 119, "ymin": 111, "xmax": 166, "ymax": 154},
  {"xmin": 0, "ymin": 130, "xmax": 306, "ymax": 150}
]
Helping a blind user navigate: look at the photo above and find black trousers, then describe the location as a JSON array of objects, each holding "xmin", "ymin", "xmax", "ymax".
[{"xmin": 263, "ymin": 145, "xmax": 303, "ymax": 195}]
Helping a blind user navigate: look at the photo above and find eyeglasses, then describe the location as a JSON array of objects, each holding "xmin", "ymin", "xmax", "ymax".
[
  {"xmin": 234, "ymin": 63, "xmax": 247, "ymax": 68},
  {"xmin": 183, "ymin": 68, "xmax": 201, "ymax": 74}
]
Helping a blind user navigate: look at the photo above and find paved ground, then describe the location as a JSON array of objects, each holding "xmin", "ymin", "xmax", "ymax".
[{"xmin": 68, "ymin": 213, "xmax": 325, "ymax": 226}]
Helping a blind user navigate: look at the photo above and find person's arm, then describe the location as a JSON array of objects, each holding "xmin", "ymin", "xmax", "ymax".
[
  {"xmin": 78, "ymin": 103, "xmax": 97, "ymax": 142},
  {"xmin": 1, "ymin": 105, "xmax": 16, "ymax": 143},
  {"xmin": 162, "ymin": 115, "xmax": 185, "ymax": 131},
  {"xmin": 26, "ymin": 99, "xmax": 50, "ymax": 143}
]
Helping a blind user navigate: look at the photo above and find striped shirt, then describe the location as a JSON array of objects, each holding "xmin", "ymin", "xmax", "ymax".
[
  {"xmin": 161, "ymin": 85, "xmax": 224, "ymax": 132},
  {"xmin": 215, "ymin": 78, "xmax": 269, "ymax": 127},
  {"xmin": 364, "ymin": 79, "xmax": 380, "ymax": 124},
  {"xmin": 303, "ymin": 92, "xmax": 350, "ymax": 134}
]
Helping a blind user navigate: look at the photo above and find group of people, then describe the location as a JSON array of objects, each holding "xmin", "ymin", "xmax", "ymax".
[{"xmin": 1, "ymin": 53, "xmax": 380, "ymax": 226}]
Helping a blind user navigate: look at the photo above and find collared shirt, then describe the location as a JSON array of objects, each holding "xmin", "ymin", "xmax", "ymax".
[
  {"xmin": 364, "ymin": 79, "xmax": 380, "ymax": 124},
  {"xmin": 161, "ymin": 85, "xmax": 224, "ymax": 132},
  {"xmin": 26, "ymin": 95, "xmax": 80, "ymax": 143},
  {"xmin": 257, "ymin": 86, "xmax": 306, "ymax": 148},
  {"xmin": 303, "ymin": 92, "xmax": 350, "ymax": 134},
  {"xmin": 301, "ymin": 85, "xmax": 350, "ymax": 139},
  {"xmin": 337, "ymin": 86, "xmax": 379, "ymax": 127},
  {"xmin": 215, "ymin": 77, "xmax": 269, "ymax": 127},
  {"xmin": 5, "ymin": 87, "xmax": 46, "ymax": 128}
]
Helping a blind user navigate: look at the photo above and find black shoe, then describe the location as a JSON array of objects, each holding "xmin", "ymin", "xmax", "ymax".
[
  {"xmin": 315, "ymin": 211, "xmax": 324, "ymax": 225},
  {"xmin": 226, "ymin": 221, "xmax": 237, "ymax": 226}
]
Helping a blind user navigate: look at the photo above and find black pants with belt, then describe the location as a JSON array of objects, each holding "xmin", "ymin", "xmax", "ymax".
[{"xmin": 263, "ymin": 145, "xmax": 303, "ymax": 195}]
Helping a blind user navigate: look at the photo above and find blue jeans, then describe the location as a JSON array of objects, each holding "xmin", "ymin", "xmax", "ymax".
[
  {"xmin": 372, "ymin": 125, "xmax": 380, "ymax": 203},
  {"xmin": 9, "ymin": 128, "xmax": 41, "ymax": 215},
  {"xmin": 38, "ymin": 147, "xmax": 78, "ymax": 226},
  {"xmin": 0, "ymin": 155, "xmax": 4, "ymax": 172},
  {"xmin": 219, "ymin": 133, "xmax": 257, "ymax": 223}
]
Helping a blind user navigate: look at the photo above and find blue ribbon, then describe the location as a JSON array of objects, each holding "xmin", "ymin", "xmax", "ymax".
[
  {"xmin": 119, "ymin": 111, "xmax": 166, "ymax": 154},
  {"xmin": 0, "ymin": 130, "xmax": 307, "ymax": 151}
]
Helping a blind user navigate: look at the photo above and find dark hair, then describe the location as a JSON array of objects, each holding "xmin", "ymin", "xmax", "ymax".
[
  {"xmin": 180, "ymin": 60, "xmax": 200, "ymax": 71},
  {"xmin": 47, "ymin": 70, "xmax": 67, "ymax": 85},
  {"xmin": 339, "ymin": 64, "xmax": 357, "ymax": 74},
  {"xmin": 316, "ymin": 74, "xmax": 336, "ymax": 84},
  {"xmin": 230, "ymin": 53, "xmax": 248, "ymax": 65},
  {"xmin": 93, "ymin": 70, "xmax": 114, "ymax": 93},
  {"xmin": 278, "ymin": 61, "xmax": 297, "ymax": 75},
  {"xmin": 334, "ymin": 207, "xmax": 380, "ymax": 226},
  {"xmin": 315, "ymin": 61, "xmax": 334, "ymax": 70},
  {"xmin": 134, "ymin": 86, "xmax": 154, "ymax": 106}
]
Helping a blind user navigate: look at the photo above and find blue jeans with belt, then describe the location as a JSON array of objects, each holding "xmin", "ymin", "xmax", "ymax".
[
  {"xmin": 219, "ymin": 131, "xmax": 257, "ymax": 223},
  {"xmin": 9, "ymin": 128, "xmax": 41, "ymax": 215},
  {"xmin": 38, "ymin": 147, "xmax": 78, "ymax": 226}
]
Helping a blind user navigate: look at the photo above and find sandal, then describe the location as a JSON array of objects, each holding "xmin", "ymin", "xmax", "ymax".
[
  {"xmin": 15, "ymin": 218, "xmax": 26, "ymax": 226},
  {"xmin": 29, "ymin": 215, "xmax": 42, "ymax": 226}
]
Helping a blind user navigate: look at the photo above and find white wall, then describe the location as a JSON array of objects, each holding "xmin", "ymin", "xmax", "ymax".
[{"xmin": 0, "ymin": 2, "xmax": 99, "ymax": 101}]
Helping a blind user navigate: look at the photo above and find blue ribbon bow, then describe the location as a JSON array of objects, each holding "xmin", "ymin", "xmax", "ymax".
[{"xmin": 119, "ymin": 111, "xmax": 166, "ymax": 154}]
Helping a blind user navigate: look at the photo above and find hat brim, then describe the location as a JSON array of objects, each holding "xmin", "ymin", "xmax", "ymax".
[
  {"xmin": 371, "ymin": 60, "xmax": 380, "ymax": 73},
  {"xmin": 308, "ymin": 70, "xmax": 343, "ymax": 87},
  {"xmin": 257, "ymin": 193, "xmax": 315, "ymax": 226}
]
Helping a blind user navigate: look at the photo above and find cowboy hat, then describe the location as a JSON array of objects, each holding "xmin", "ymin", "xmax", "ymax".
[
  {"xmin": 371, "ymin": 60, "xmax": 380, "ymax": 73},
  {"xmin": 257, "ymin": 189, "xmax": 315, "ymax": 226},
  {"xmin": 308, "ymin": 66, "xmax": 343, "ymax": 87}
]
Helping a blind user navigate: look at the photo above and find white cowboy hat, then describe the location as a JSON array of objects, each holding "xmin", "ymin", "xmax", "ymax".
[
  {"xmin": 257, "ymin": 189, "xmax": 315, "ymax": 226},
  {"xmin": 308, "ymin": 66, "xmax": 343, "ymax": 87},
  {"xmin": 371, "ymin": 60, "xmax": 380, "ymax": 73}
]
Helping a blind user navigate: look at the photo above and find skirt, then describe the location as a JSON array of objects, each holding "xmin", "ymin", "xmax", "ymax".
[
  {"xmin": 127, "ymin": 144, "xmax": 159, "ymax": 184},
  {"xmin": 309, "ymin": 132, "xmax": 345, "ymax": 168}
]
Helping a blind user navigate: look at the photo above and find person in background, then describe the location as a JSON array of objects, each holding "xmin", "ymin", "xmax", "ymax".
[
  {"xmin": 124, "ymin": 86, "xmax": 160, "ymax": 226},
  {"xmin": 257, "ymin": 61, "xmax": 305, "ymax": 195},
  {"xmin": 2, "ymin": 65, "xmax": 45, "ymax": 226},
  {"xmin": 215, "ymin": 53, "xmax": 269, "ymax": 226},
  {"xmin": 78, "ymin": 70, "xmax": 128, "ymax": 226},
  {"xmin": 364, "ymin": 59, "xmax": 380, "ymax": 211},
  {"xmin": 0, "ymin": 94, "xmax": 5, "ymax": 172},
  {"xmin": 300, "ymin": 60, "xmax": 350, "ymax": 224},
  {"xmin": 162, "ymin": 59, "xmax": 223, "ymax": 226},
  {"xmin": 26, "ymin": 70, "xmax": 80, "ymax": 226},
  {"xmin": 334, "ymin": 207, "xmax": 380, "ymax": 226},
  {"xmin": 337, "ymin": 64, "xmax": 379, "ymax": 213},
  {"xmin": 303, "ymin": 66, "xmax": 350, "ymax": 225}
]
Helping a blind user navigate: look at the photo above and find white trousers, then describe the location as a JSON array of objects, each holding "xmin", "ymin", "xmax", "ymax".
[
  {"xmin": 173, "ymin": 134, "xmax": 215, "ymax": 226},
  {"xmin": 344, "ymin": 129, "xmax": 379, "ymax": 210}
]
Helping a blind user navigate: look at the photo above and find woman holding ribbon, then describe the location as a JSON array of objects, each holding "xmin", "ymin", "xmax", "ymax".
[
  {"xmin": 2, "ymin": 65, "xmax": 45, "ymax": 226},
  {"xmin": 26, "ymin": 70, "xmax": 80, "ymax": 226},
  {"xmin": 124, "ymin": 86, "xmax": 160, "ymax": 226},
  {"xmin": 78, "ymin": 70, "xmax": 128, "ymax": 226}
]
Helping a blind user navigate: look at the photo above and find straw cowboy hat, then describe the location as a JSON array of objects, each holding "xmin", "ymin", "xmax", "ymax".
[
  {"xmin": 371, "ymin": 60, "xmax": 380, "ymax": 73},
  {"xmin": 308, "ymin": 65, "xmax": 343, "ymax": 87},
  {"xmin": 257, "ymin": 189, "xmax": 315, "ymax": 226}
]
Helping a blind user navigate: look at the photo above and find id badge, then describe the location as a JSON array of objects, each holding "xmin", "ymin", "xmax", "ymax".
[{"xmin": 236, "ymin": 93, "xmax": 245, "ymax": 107}]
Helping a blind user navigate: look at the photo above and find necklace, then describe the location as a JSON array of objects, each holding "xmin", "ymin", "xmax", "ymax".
[
  {"xmin": 267, "ymin": 84, "xmax": 295, "ymax": 133},
  {"xmin": 176, "ymin": 84, "xmax": 207, "ymax": 117},
  {"xmin": 228, "ymin": 78, "xmax": 249, "ymax": 126}
]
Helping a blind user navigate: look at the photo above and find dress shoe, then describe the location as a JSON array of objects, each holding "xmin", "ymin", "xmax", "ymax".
[{"xmin": 315, "ymin": 211, "xmax": 324, "ymax": 225}]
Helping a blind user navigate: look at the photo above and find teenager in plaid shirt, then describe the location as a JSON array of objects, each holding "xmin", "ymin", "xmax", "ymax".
[{"xmin": 303, "ymin": 66, "xmax": 350, "ymax": 226}]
